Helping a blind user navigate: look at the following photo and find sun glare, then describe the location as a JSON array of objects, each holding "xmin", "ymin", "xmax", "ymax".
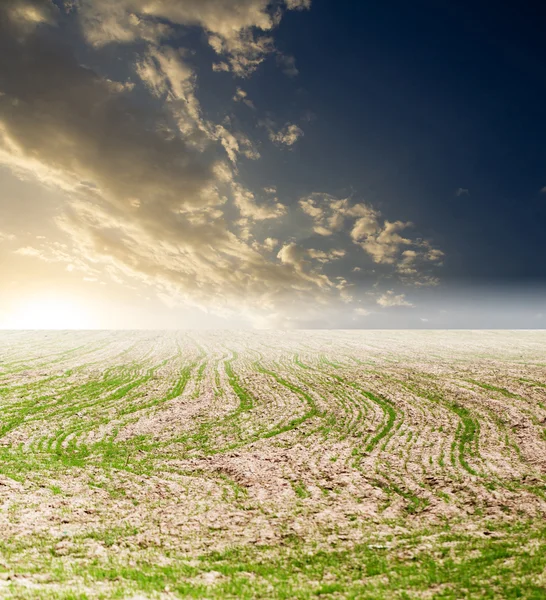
[{"xmin": 5, "ymin": 296, "xmax": 95, "ymax": 330}]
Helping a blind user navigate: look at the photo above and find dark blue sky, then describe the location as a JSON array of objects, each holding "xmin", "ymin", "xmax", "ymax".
[{"xmin": 245, "ymin": 0, "xmax": 546, "ymax": 282}]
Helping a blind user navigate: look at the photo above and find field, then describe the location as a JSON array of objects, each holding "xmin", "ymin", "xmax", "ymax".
[{"xmin": 0, "ymin": 330, "xmax": 545, "ymax": 599}]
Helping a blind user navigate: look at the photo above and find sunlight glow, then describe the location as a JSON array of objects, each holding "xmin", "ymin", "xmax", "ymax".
[{"xmin": 4, "ymin": 296, "xmax": 95, "ymax": 330}]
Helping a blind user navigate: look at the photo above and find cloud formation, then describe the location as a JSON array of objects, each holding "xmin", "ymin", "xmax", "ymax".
[
  {"xmin": 0, "ymin": 0, "xmax": 444, "ymax": 327},
  {"xmin": 233, "ymin": 88, "xmax": 256, "ymax": 109},
  {"xmin": 0, "ymin": 0, "xmax": 340, "ymax": 324},
  {"xmin": 268, "ymin": 123, "xmax": 304, "ymax": 146},
  {"xmin": 377, "ymin": 291, "xmax": 414, "ymax": 308},
  {"xmin": 276, "ymin": 53, "xmax": 299, "ymax": 77},
  {"xmin": 78, "ymin": 0, "xmax": 311, "ymax": 76},
  {"xmin": 298, "ymin": 194, "xmax": 443, "ymax": 284}
]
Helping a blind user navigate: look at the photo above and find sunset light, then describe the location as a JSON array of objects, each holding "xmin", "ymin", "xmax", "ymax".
[{"xmin": 4, "ymin": 296, "xmax": 95, "ymax": 330}]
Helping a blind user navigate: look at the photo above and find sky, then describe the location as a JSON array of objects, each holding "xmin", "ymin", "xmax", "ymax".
[{"xmin": 0, "ymin": 0, "xmax": 545, "ymax": 329}]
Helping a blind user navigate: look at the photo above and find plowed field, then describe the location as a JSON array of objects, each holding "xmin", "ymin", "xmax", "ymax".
[{"xmin": 0, "ymin": 331, "xmax": 545, "ymax": 599}]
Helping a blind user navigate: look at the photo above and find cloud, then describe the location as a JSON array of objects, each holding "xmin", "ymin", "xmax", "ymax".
[
  {"xmin": 13, "ymin": 240, "xmax": 101, "ymax": 280},
  {"xmin": 263, "ymin": 237, "xmax": 279, "ymax": 251},
  {"xmin": 277, "ymin": 242, "xmax": 331, "ymax": 289},
  {"xmin": 299, "ymin": 196, "xmax": 325, "ymax": 220},
  {"xmin": 78, "ymin": 0, "xmax": 311, "ymax": 76},
  {"xmin": 307, "ymin": 248, "xmax": 345, "ymax": 263},
  {"xmin": 276, "ymin": 53, "xmax": 299, "ymax": 77},
  {"xmin": 208, "ymin": 30, "xmax": 275, "ymax": 77},
  {"xmin": 455, "ymin": 187, "xmax": 469, "ymax": 196},
  {"xmin": 135, "ymin": 48, "xmax": 260, "ymax": 163},
  {"xmin": 0, "ymin": 1, "xmax": 443, "ymax": 328},
  {"xmin": 14, "ymin": 246, "xmax": 43, "ymax": 258},
  {"xmin": 0, "ymin": 6, "xmax": 219, "ymax": 214},
  {"xmin": 313, "ymin": 226, "xmax": 333, "ymax": 236},
  {"xmin": 233, "ymin": 87, "xmax": 256, "ymax": 109},
  {"xmin": 0, "ymin": 231, "xmax": 16, "ymax": 243},
  {"xmin": 350, "ymin": 211, "xmax": 381, "ymax": 240},
  {"xmin": 300, "ymin": 195, "xmax": 380, "ymax": 238},
  {"xmin": 231, "ymin": 183, "xmax": 286, "ymax": 220},
  {"xmin": 377, "ymin": 291, "xmax": 414, "ymax": 308},
  {"xmin": 215, "ymin": 125, "xmax": 261, "ymax": 162},
  {"xmin": 285, "ymin": 0, "xmax": 312, "ymax": 8},
  {"xmin": 425, "ymin": 247, "xmax": 445, "ymax": 262},
  {"xmin": 298, "ymin": 194, "xmax": 444, "ymax": 284},
  {"xmin": 135, "ymin": 45, "xmax": 209, "ymax": 145},
  {"xmin": 0, "ymin": 0, "xmax": 349, "ymax": 325},
  {"xmin": 267, "ymin": 122, "xmax": 304, "ymax": 146},
  {"xmin": 397, "ymin": 249, "xmax": 419, "ymax": 275},
  {"xmin": 356, "ymin": 220, "xmax": 413, "ymax": 264},
  {"xmin": 541, "ymin": 186, "xmax": 546, "ymax": 194}
]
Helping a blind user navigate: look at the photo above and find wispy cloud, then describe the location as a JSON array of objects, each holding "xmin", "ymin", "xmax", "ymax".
[
  {"xmin": 298, "ymin": 194, "xmax": 443, "ymax": 284},
  {"xmin": 264, "ymin": 121, "xmax": 304, "ymax": 146},
  {"xmin": 377, "ymin": 291, "xmax": 414, "ymax": 308},
  {"xmin": 233, "ymin": 87, "xmax": 256, "ymax": 109},
  {"xmin": 0, "ymin": 0, "xmax": 445, "ymax": 327}
]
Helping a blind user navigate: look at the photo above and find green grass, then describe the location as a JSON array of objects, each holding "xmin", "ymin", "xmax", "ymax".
[
  {"xmin": 467, "ymin": 379, "xmax": 521, "ymax": 400},
  {"xmin": 1, "ymin": 332, "xmax": 546, "ymax": 599},
  {"xmin": 2, "ymin": 520, "xmax": 545, "ymax": 598}
]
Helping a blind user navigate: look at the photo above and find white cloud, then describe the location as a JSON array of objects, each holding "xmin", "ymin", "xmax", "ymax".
[
  {"xmin": 307, "ymin": 248, "xmax": 345, "ymax": 263},
  {"xmin": 233, "ymin": 87, "xmax": 255, "ymax": 109},
  {"xmin": 14, "ymin": 246, "xmax": 42, "ymax": 258},
  {"xmin": 212, "ymin": 61, "xmax": 230, "ymax": 73},
  {"xmin": 268, "ymin": 123, "xmax": 304, "ymax": 146},
  {"xmin": 78, "ymin": 0, "xmax": 311, "ymax": 77},
  {"xmin": 13, "ymin": 240, "xmax": 101, "ymax": 280},
  {"xmin": 0, "ymin": 231, "xmax": 16, "ymax": 243},
  {"xmin": 263, "ymin": 237, "xmax": 279, "ymax": 251},
  {"xmin": 0, "ymin": 1, "xmax": 353, "ymax": 326},
  {"xmin": 215, "ymin": 125, "xmax": 260, "ymax": 163},
  {"xmin": 298, "ymin": 194, "xmax": 444, "ymax": 283},
  {"xmin": 377, "ymin": 291, "xmax": 414, "ymax": 308},
  {"xmin": 232, "ymin": 183, "xmax": 286, "ymax": 220},
  {"xmin": 299, "ymin": 196, "xmax": 325, "ymax": 219},
  {"xmin": 285, "ymin": 0, "xmax": 312, "ymax": 8},
  {"xmin": 426, "ymin": 247, "xmax": 444, "ymax": 262},
  {"xmin": 0, "ymin": 0, "xmax": 446, "ymax": 328},
  {"xmin": 357, "ymin": 220, "xmax": 413, "ymax": 264},
  {"xmin": 455, "ymin": 187, "xmax": 469, "ymax": 197},
  {"xmin": 0, "ymin": 7, "xmax": 221, "ymax": 214},
  {"xmin": 277, "ymin": 242, "xmax": 331, "ymax": 289},
  {"xmin": 350, "ymin": 212, "xmax": 380, "ymax": 240},
  {"xmin": 135, "ymin": 46, "xmax": 210, "ymax": 145},
  {"xmin": 397, "ymin": 249, "xmax": 418, "ymax": 275},
  {"xmin": 310, "ymin": 226, "xmax": 330, "ymax": 237}
]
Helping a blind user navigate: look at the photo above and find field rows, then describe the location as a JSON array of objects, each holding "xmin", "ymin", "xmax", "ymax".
[{"xmin": 0, "ymin": 330, "xmax": 545, "ymax": 598}]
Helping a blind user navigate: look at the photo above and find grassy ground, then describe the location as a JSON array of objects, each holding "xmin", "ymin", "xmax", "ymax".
[{"xmin": 0, "ymin": 330, "xmax": 545, "ymax": 598}]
